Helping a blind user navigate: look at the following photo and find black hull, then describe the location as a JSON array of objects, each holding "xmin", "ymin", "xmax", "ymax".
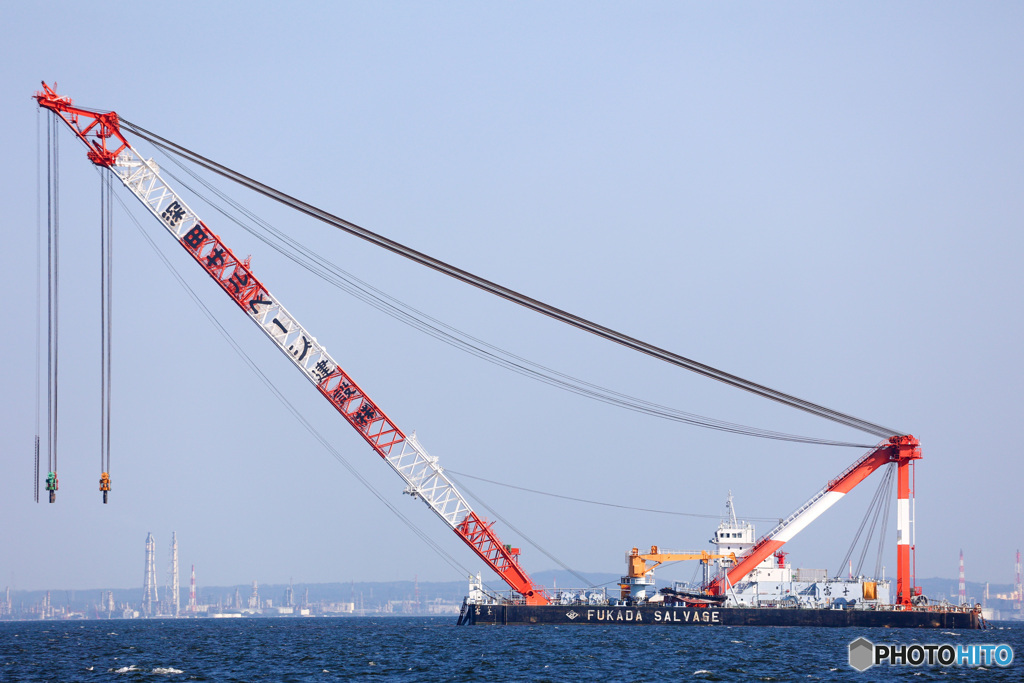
[{"xmin": 460, "ymin": 604, "xmax": 980, "ymax": 629}]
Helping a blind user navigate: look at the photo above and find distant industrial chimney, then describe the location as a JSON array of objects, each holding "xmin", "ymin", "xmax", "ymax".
[
  {"xmin": 142, "ymin": 533, "xmax": 158, "ymax": 616},
  {"xmin": 168, "ymin": 532, "xmax": 180, "ymax": 617},
  {"xmin": 189, "ymin": 564, "xmax": 197, "ymax": 613},
  {"xmin": 958, "ymin": 549, "xmax": 966, "ymax": 605},
  {"xmin": 1015, "ymin": 550, "xmax": 1022, "ymax": 615}
]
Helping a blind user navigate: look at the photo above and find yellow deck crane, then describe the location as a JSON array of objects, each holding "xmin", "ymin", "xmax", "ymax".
[{"xmin": 620, "ymin": 546, "xmax": 736, "ymax": 601}]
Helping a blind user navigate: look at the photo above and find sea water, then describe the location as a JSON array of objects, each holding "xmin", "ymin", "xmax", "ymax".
[{"xmin": 0, "ymin": 617, "xmax": 1020, "ymax": 681}]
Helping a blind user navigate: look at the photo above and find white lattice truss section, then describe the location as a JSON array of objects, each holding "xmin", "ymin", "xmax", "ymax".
[
  {"xmin": 109, "ymin": 147, "xmax": 475, "ymax": 531},
  {"xmin": 388, "ymin": 433, "xmax": 473, "ymax": 528}
]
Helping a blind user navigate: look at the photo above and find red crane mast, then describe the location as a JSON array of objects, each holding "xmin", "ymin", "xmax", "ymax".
[{"xmin": 35, "ymin": 83, "xmax": 547, "ymax": 605}]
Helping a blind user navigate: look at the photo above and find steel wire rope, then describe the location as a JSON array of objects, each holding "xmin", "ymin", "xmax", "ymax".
[
  {"xmin": 117, "ymin": 118, "xmax": 903, "ymax": 440},
  {"xmin": 46, "ymin": 111, "xmax": 60, "ymax": 494},
  {"xmin": 35, "ymin": 106, "xmax": 42, "ymax": 503},
  {"xmin": 445, "ymin": 468, "xmax": 781, "ymax": 522},
  {"xmin": 873, "ymin": 473, "xmax": 894, "ymax": 581},
  {"xmin": 53, "ymin": 112, "xmax": 60, "ymax": 480},
  {"xmin": 99, "ymin": 171, "xmax": 114, "ymax": 485},
  {"xmin": 855, "ymin": 465, "xmax": 893, "ymax": 577},
  {"xmin": 106, "ymin": 174, "xmax": 114, "ymax": 479},
  {"xmin": 154, "ymin": 153, "xmax": 874, "ymax": 449},
  {"xmin": 99, "ymin": 174, "xmax": 106, "ymax": 478},
  {"xmin": 444, "ymin": 471, "xmax": 594, "ymax": 589},
  {"xmin": 46, "ymin": 112, "xmax": 53, "ymax": 480},
  {"xmin": 834, "ymin": 463, "xmax": 894, "ymax": 578},
  {"xmin": 106, "ymin": 187, "xmax": 494, "ymax": 594}
]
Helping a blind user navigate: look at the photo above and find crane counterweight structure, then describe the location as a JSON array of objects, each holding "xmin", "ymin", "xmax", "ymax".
[{"xmin": 35, "ymin": 83, "xmax": 548, "ymax": 605}]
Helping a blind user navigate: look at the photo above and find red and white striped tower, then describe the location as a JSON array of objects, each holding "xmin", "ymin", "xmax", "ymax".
[
  {"xmin": 189, "ymin": 564, "xmax": 197, "ymax": 613},
  {"xmin": 895, "ymin": 438, "xmax": 920, "ymax": 606},
  {"xmin": 709, "ymin": 435, "xmax": 922, "ymax": 605},
  {"xmin": 958, "ymin": 550, "xmax": 966, "ymax": 604},
  {"xmin": 1015, "ymin": 550, "xmax": 1022, "ymax": 614}
]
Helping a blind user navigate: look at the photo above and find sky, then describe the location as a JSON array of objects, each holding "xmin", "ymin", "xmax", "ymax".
[{"xmin": 2, "ymin": 2, "xmax": 1022, "ymax": 596}]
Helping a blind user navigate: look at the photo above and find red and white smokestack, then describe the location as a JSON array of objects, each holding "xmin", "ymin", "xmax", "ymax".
[{"xmin": 958, "ymin": 550, "xmax": 966, "ymax": 604}]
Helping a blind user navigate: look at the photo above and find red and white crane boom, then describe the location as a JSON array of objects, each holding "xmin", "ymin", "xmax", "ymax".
[
  {"xmin": 709, "ymin": 434, "xmax": 920, "ymax": 605},
  {"xmin": 35, "ymin": 83, "xmax": 548, "ymax": 604}
]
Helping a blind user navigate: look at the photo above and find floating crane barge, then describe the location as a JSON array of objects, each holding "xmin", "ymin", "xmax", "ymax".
[
  {"xmin": 36, "ymin": 84, "xmax": 981, "ymax": 629},
  {"xmin": 461, "ymin": 437, "xmax": 983, "ymax": 628}
]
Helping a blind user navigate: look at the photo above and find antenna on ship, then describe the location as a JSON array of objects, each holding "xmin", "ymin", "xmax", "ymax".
[{"xmin": 725, "ymin": 491, "xmax": 737, "ymax": 526}]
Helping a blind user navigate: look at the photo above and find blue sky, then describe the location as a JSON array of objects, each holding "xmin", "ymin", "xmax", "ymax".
[{"xmin": 2, "ymin": 2, "xmax": 1022, "ymax": 594}]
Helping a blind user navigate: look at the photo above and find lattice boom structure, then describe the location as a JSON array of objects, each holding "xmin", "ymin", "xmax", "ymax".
[{"xmin": 35, "ymin": 83, "xmax": 546, "ymax": 604}]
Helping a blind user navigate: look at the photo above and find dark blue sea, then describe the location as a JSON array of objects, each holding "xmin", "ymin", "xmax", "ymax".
[{"xmin": 0, "ymin": 617, "xmax": 1020, "ymax": 681}]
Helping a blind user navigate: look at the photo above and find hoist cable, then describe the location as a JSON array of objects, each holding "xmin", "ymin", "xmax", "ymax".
[
  {"xmin": 46, "ymin": 112, "xmax": 61, "ymax": 484},
  {"xmin": 117, "ymin": 119, "xmax": 903, "ymax": 440},
  {"xmin": 46, "ymin": 113, "xmax": 53, "ymax": 476},
  {"xmin": 53, "ymin": 113, "xmax": 60, "ymax": 478},
  {"xmin": 153, "ymin": 153, "xmax": 875, "ymax": 449},
  {"xmin": 109, "ymin": 190, "xmax": 492, "ymax": 592},
  {"xmin": 34, "ymin": 106, "xmax": 41, "ymax": 503},
  {"xmin": 100, "ymin": 173, "xmax": 107, "ymax": 475},
  {"xmin": 105, "ymin": 172, "xmax": 113, "ymax": 476},
  {"xmin": 98, "ymin": 169, "xmax": 114, "ymax": 483}
]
